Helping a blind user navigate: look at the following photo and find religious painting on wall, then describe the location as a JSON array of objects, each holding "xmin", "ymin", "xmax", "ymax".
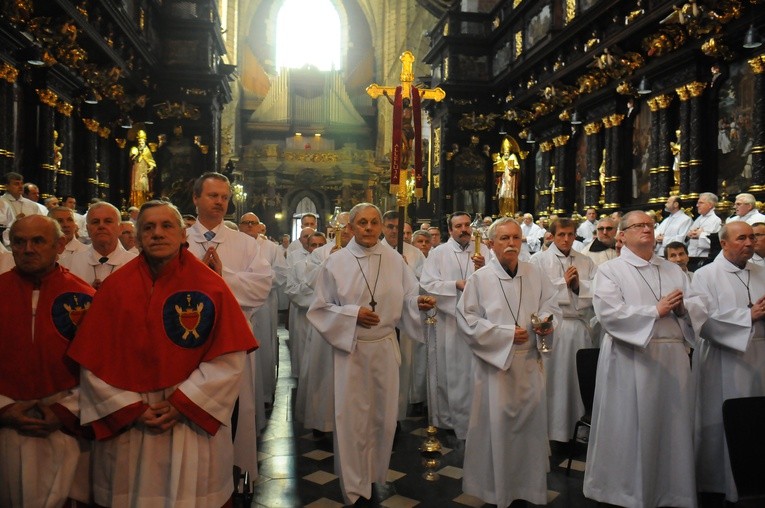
[
  {"xmin": 630, "ymin": 102, "xmax": 652, "ymax": 204},
  {"xmin": 717, "ymin": 61, "xmax": 755, "ymax": 194},
  {"xmin": 526, "ymin": 4, "xmax": 552, "ymax": 49}
]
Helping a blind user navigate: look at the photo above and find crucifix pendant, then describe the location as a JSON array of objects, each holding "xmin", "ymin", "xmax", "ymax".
[{"xmin": 370, "ymin": 299, "xmax": 377, "ymax": 312}]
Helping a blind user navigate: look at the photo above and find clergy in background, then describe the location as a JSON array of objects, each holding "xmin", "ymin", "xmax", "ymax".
[
  {"xmin": 689, "ymin": 221, "xmax": 765, "ymax": 502},
  {"xmin": 457, "ymin": 217, "xmax": 560, "ymax": 507},
  {"xmin": 420, "ymin": 211, "xmax": 489, "ymax": 438},
  {"xmin": 307, "ymin": 203, "xmax": 435, "ymax": 505},
  {"xmin": 529, "ymin": 217, "xmax": 596, "ymax": 443},
  {"xmin": 584, "ymin": 210, "xmax": 697, "ymax": 508}
]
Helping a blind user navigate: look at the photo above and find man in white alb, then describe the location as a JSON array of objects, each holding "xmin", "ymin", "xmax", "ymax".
[
  {"xmin": 576, "ymin": 207, "xmax": 598, "ymax": 246},
  {"xmin": 580, "ymin": 217, "xmax": 618, "ymax": 266},
  {"xmin": 60, "ymin": 202, "xmax": 136, "ymax": 288},
  {"xmin": 726, "ymin": 192, "xmax": 765, "ymax": 225},
  {"xmin": 420, "ymin": 211, "xmax": 489, "ymax": 438},
  {"xmin": 687, "ymin": 192, "xmax": 722, "ymax": 270},
  {"xmin": 307, "ymin": 203, "xmax": 435, "ymax": 504},
  {"xmin": 530, "ymin": 218, "xmax": 596, "ymax": 443},
  {"xmin": 457, "ymin": 217, "xmax": 560, "ymax": 507},
  {"xmin": 654, "ymin": 195, "xmax": 692, "ymax": 257},
  {"xmin": 584, "ymin": 211, "xmax": 697, "ymax": 508},
  {"xmin": 48, "ymin": 206, "xmax": 88, "ymax": 263},
  {"xmin": 689, "ymin": 221, "xmax": 765, "ymax": 503},
  {"xmin": 185, "ymin": 172, "xmax": 272, "ymax": 477}
]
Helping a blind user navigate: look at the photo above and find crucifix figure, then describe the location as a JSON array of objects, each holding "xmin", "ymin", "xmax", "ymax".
[{"xmin": 366, "ymin": 51, "xmax": 445, "ymax": 253}]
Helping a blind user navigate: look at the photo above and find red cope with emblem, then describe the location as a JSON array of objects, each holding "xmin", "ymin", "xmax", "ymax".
[
  {"xmin": 0, "ymin": 266, "xmax": 95, "ymax": 401},
  {"xmin": 68, "ymin": 248, "xmax": 258, "ymax": 393}
]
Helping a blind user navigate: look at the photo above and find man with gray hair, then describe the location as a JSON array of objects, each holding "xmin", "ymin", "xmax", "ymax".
[
  {"xmin": 688, "ymin": 221, "xmax": 765, "ymax": 503},
  {"xmin": 60, "ymin": 201, "xmax": 136, "ymax": 288},
  {"xmin": 580, "ymin": 217, "xmax": 618, "ymax": 266},
  {"xmin": 308, "ymin": 203, "xmax": 435, "ymax": 505},
  {"xmin": 48, "ymin": 206, "xmax": 88, "ymax": 263},
  {"xmin": 687, "ymin": 192, "xmax": 722, "ymax": 270},
  {"xmin": 727, "ymin": 192, "xmax": 765, "ymax": 224}
]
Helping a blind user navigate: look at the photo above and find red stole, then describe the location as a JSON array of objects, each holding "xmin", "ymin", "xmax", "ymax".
[
  {"xmin": 68, "ymin": 248, "xmax": 258, "ymax": 393},
  {"xmin": 0, "ymin": 266, "xmax": 95, "ymax": 400}
]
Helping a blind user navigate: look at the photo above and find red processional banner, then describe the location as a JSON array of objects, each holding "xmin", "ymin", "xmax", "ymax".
[
  {"xmin": 390, "ymin": 86, "xmax": 403, "ymax": 194},
  {"xmin": 411, "ymin": 85, "xmax": 423, "ymax": 198}
]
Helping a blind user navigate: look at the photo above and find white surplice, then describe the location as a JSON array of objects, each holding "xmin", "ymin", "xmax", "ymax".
[
  {"xmin": 686, "ymin": 209, "xmax": 722, "ymax": 258},
  {"xmin": 457, "ymin": 258, "xmax": 560, "ymax": 507},
  {"xmin": 420, "ymin": 237, "xmax": 491, "ymax": 438},
  {"xmin": 307, "ymin": 238, "xmax": 423, "ymax": 504},
  {"xmin": 654, "ymin": 210, "xmax": 693, "ymax": 257},
  {"xmin": 584, "ymin": 247, "xmax": 697, "ymax": 508},
  {"xmin": 529, "ymin": 244, "xmax": 596, "ymax": 442},
  {"xmin": 285, "ymin": 248, "xmax": 311, "ymax": 377},
  {"xmin": 60, "ymin": 244, "xmax": 137, "ymax": 286},
  {"xmin": 252, "ymin": 236, "xmax": 288, "ymax": 405},
  {"xmin": 79, "ymin": 353, "xmax": 245, "ymax": 508},
  {"xmin": 187, "ymin": 222, "xmax": 272, "ymax": 477},
  {"xmin": 688, "ymin": 256, "xmax": 765, "ymax": 501}
]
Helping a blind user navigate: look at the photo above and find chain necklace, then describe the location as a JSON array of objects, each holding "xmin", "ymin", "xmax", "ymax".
[
  {"xmin": 454, "ymin": 250, "xmax": 471, "ymax": 281},
  {"xmin": 633, "ymin": 264, "xmax": 662, "ymax": 302},
  {"xmin": 497, "ymin": 274, "xmax": 522, "ymax": 327},
  {"xmin": 355, "ymin": 254, "xmax": 382, "ymax": 311},
  {"xmin": 732, "ymin": 270, "xmax": 753, "ymax": 308}
]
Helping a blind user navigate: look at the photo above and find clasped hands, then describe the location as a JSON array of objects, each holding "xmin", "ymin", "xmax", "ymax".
[
  {"xmin": 656, "ymin": 289, "xmax": 686, "ymax": 317},
  {"xmin": 0, "ymin": 400, "xmax": 62, "ymax": 437},
  {"xmin": 139, "ymin": 400, "xmax": 183, "ymax": 434},
  {"xmin": 356, "ymin": 296, "xmax": 437, "ymax": 329}
]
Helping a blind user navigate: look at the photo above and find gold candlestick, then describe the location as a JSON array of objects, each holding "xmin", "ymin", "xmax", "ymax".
[{"xmin": 473, "ymin": 230, "xmax": 482, "ymax": 256}]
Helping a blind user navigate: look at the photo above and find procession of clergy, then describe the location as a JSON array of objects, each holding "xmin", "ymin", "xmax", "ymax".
[{"xmin": 1, "ymin": 166, "xmax": 764, "ymax": 508}]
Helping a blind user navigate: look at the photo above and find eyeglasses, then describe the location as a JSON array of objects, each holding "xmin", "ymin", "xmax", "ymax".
[
  {"xmin": 596, "ymin": 226, "xmax": 615, "ymax": 232},
  {"xmin": 623, "ymin": 222, "xmax": 654, "ymax": 231},
  {"xmin": 239, "ymin": 221, "xmax": 259, "ymax": 226},
  {"xmin": 755, "ymin": 233, "xmax": 765, "ymax": 238}
]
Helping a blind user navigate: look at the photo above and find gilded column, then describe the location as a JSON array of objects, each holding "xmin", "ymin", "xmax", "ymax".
[
  {"xmin": 647, "ymin": 97, "xmax": 662, "ymax": 203},
  {"xmin": 54, "ymin": 102, "xmax": 73, "ymax": 198},
  {"xmin": 601, "ymin": 115, "xmax": 615, "ymax": 210},
  {"xmin": 584, "ymin": 121, "xmax": 603, "ymax": 209},
  {"xmin": 675, "ymin": 85, "xmax": 691, "ymax": 198},
  {"xmin": 538, "ymin": 140, "xmax": 554, "ymax": 214},
  {"xmin": 82, "ymin": 118, "xmax": 100, "ymax": 200},
  {"xmin": 57, "ymin": 114, "xmax": 74, "ymax": 197},
  {"xmin": 606, "ymin": 113, "xmax": 625, "ymax": 209},
  {"xmin": 36, "ymin": 89, "xmax": 58, "ymax": 198},
  {"xmin": 656, "ymin": 94, "xmax": 674, "ymax": 202},
  {"xmin": 97, "ymin": 126, "xmax": 111, "ymax": 200},
  {"xmin": 687, "ymin": 81, "xmax": 705, "ymax": 198},
  {"xmin": 552, "ymin": 134, "xmax": 570, "ymax": 214},
  {"xmin": 0, "ymin": 63, "xmax": 18, "ymax": 176},
  {"xmin": 748, "ymin": 55, "xmax": 765, "ymax": 192}
]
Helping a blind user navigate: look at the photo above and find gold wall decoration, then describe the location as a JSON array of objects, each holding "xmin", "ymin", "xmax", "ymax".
[
  {"xmin": 82, "ymin": 118, "xmax": 100, "ymax": 133},
  {"xmin": 553, "ymin": 134, "xmax": 570, "ymax": 147},
  {"xmin": 565, "ymin": 0, "xmax": 576, "ymax": 25},
  {"xmin": 584, "ymin": 122, "xmax": 602, "ymax": 135},
  {"xmin": 515, "ymin": 31, "xmax": 523, "ymax": 58},
  {"xmin": 676, "ymin": 85, "xmax": 691, "ymax": 101},
  {"xmin": 433, "ymin": 127, "xmax": 441, "ymax": 168},
  {"xmin": 0, "ymin": 63, "xmax": 19, "ymax": 83},
  {"xmin": 687, "ymin": 81, "xmax": 706, "ymax": 97},
  {"xmin": 36, "ymin": 88, "xmax": 58, "ymax": 108},
  {"xmin": 608, "ymin": 113, "xmax": 625, "ymax": 127},
  {"xmin": 539, "ymin": 140, "xmax": 554, "ymax": 152},
  {"xmin": 655, "ymin": 94, "xmax": 673, "ymax": 109},
  {"xmin": 97, "ymin": 126, "xmax": 111, "ymax": 139},
  {"xmin": 616, "ymin": 81, "xmax": 637, "ymax": 96},
  {"xmin": 749, "ymin": 55, "xmax": 765, "ymax": 74},
  {"xmin": 701, "ymin": 36, "xmax": 734, "ymax": 61},
  {"xmin": 115, "ymin": 138, "xmax": 127, "ymax": 149},
  {"xmin": 56, "ymin": 101, "xmax": 73, "ymax": 117}
]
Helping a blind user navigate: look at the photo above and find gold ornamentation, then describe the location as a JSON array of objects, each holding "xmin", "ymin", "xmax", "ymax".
[
  {"xmin": 565, "ymin": 0, "xmax": 576, "ymax": 24},
  {"xmin": 82, "ymin": 118, "xmax": 100, "ymax": 133},
  {"xmin": 616, "ymin": 81, "xmax": 637, "ymax": 96},
  {"xmin": 457, "ymin": 112, "xmax": 500, "ymax": 132},
  {"xmin": 702, "ymin": 36, "xmax": 734, "ymax": 61},
  {"xmin": 433, "ymin": 127, "xmax": 441, "ymax": 168},
  {"xmin": 584, "ymin": 122, "xmax": 602, "ymax": 135},
  {"xmin": 553, "ymin": 135, "xmax": 570, "ymax": 147},
  {"xmin": 0, "ymin": 63, "xmax": 19, "ymax": 84},
  {"xmin": 56, "ymin": 101, "xmax": 73, "ymax": 117},
  {"xmin": 749, "ymin": 55, "xmax": 765, "ymax": 74},
  {"xmin": 115, "ymin": 138, "xmax": 127, "ymax": 149},
  {"xmin": 687, "ymin": 81, "xmax": 705, "ymax": 97},
  {"xmin": 676, "ymin": 85, "xmax": 691, "ymax": 100},
  {"xmin": 515, "ymin": 31, "xmax": 523, "ymax": 58},
  {"xmin": 608, "ymin": 113, "xmax": 625, "ymax": 126},
  {"xmin": 559, "ymin": 110, "xmax": 571, "ymax": 122},
  {"xmin": 602, "ymin": 116, "xmax": 613, "ymax": 129},
  {"xmin": 36, "ymin": 88, "xmax": 58, "ymax": 108},
  {"xmin": 97, "ymin": 126, "xmax": 111, "ymax": 139},
  {"xmin": 539, "ymin": 141, "xmax": 554, "ymax": 152}
]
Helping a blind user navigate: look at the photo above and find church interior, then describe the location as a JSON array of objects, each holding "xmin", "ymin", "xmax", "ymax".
[
  {"xmin": 2, "ymin": 0, "xmax": 764, "ymax": 506},
  {"xmin": 1, "ymin": 0, "xmax": 763, "ymax": 232}
]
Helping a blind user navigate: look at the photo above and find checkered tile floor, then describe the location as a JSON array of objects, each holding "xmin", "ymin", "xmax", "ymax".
[{"xmin": 249, "ymin": 329, "xmax": 596, "ymax": 507}]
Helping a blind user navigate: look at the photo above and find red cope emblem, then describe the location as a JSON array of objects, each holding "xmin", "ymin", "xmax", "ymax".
[{"xmin": 175, "ymin": 295, "xmax": 204, "ymax": 340}]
